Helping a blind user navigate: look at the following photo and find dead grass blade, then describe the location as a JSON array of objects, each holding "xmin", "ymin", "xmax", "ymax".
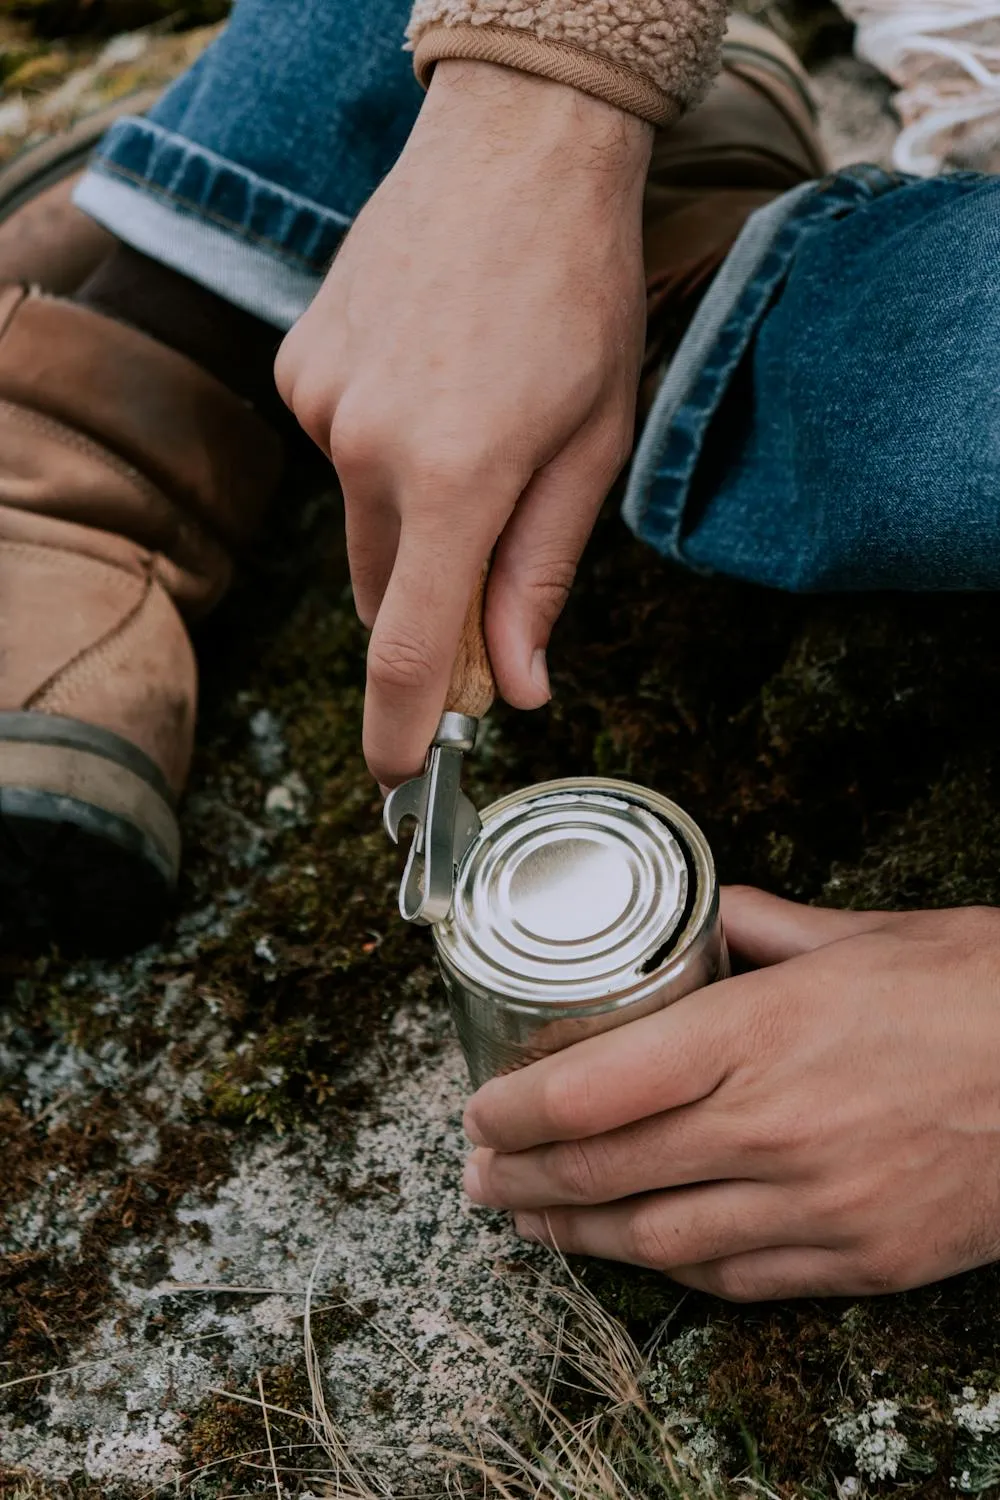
[
  {"xmin": 257, "ymin": 1368, "xmax": 283, "ymax": 1498},
  {"xmin": 429, "ymin": 1250, "xmax": 723, "ymax": 1500},
  {"xmin": 303, "ymin": 1243, "xmax": 388, "ymax": 1500},
  {"xmin": 141, "ymin": 1240, "xmax": 726, "ymax": 1500}
]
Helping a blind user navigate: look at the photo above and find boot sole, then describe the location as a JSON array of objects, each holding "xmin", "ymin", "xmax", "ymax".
[{"xmin": 0, "ymin": 713, "xmax": 180, "ymax": 953}]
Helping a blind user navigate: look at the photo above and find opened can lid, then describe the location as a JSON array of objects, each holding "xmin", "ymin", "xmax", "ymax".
[{"xmin": 434, "ymin": 777, "xmax": 716, "ymax": 1007}]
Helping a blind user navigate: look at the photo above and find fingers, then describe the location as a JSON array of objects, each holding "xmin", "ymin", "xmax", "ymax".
[
  {"xmin": 361, "ymin": 429, "xmax": 615, "ymax": 774},
  {"xmin": 277, "ymin": 322, "xmax": 402, "ymax": 632},
  {"xmin": 464, "ymin": 978, "xmax": 750, "ymax": 1154},
  {"xmin": 364, "ymin": 522, "xmax": 490, "ymax": 786},
  {"xmin": 274, "ymin": 322, "xmax": 343, "ymax": 457},
  {"xmin": 721, "ymin": 885, "xmax": 888, "ymax": 968},
  {"xmin": 463, "ymin": 907, "xmax": 896, "ymax": 1158},
  {"xmin": 363, "ymin": 412, "xmax": 627, "ymax": 775},
  {"xmin": 344, "ymin": 493, "xmax": 399, "ymax": 630},
  {"xmin": 670, "ymin": 1246, "xmax": 860, "ymax": 1302},
  {"xmin": 464, "ymin": 1101, "xmax": 744, "ymax": 1210},
  {"xmin": 281, "ymin": 297, "xmax": 630, "ymax": 777},
  {"xmin": 485, "ymin": 421, "xmax": 630, "ymax": 710},
  {"xmin": 512, "ymin": 1181, "xmax": 805, "ymax": 1272}
]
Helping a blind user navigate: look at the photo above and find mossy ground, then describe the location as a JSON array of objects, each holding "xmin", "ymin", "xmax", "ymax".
[
  {"xmin": 4, "ymin": 4, "xmax": 1000, "ymax": 1496},
  {"xmin": 6, "ymin": 463, "xmax": 1000, "ymax": 1495}
]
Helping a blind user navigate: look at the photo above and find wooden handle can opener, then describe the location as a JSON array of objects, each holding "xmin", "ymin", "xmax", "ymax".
[{"xmin": 383, "ymin": 568, "xmax": 496, "ymax": 926}]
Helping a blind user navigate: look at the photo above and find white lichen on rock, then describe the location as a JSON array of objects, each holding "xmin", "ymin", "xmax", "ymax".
[
  {"xmin": 830, "ymin": 1398, "xmax": 908, "ymax": 1481},
  {"xmin": 646, "ymin": 1325, "xmax": 728, "ymax": 1475},
  {"xmin": 264, "ymin": 769, "xmax": 311, "ymax": 826},
  {"xmin": 954, "ymin": 1387, "xmax": 1000, "ymax": 1439},
  {"xmin": 2, "ymin": 1013, "xmax": 554, "ymax": 1488},
  {"xmin": 248, "ymin": 706, "xmax": 286, "ymax": 776}
]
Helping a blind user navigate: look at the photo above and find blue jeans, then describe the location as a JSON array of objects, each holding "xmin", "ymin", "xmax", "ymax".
[{"xmin": 74, "ymin": 0, "xmax": 1000, "ymax": 593}]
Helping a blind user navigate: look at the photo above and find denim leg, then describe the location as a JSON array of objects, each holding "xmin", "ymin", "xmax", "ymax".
[
  {"xmin": 624, "ymin": 166, "xmax": 1000, "ymax": 590},
  {"xmin": 74, "ymin": 0, "xmax": 422, "ymax": 326}
]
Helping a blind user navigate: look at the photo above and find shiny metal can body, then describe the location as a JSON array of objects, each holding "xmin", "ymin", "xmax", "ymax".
[{"xmin": 433, "ymin": 777, "xmax": 728, "ymax": 1088}]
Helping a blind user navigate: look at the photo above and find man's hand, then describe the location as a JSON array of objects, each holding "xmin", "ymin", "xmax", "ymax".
[
  {"xmin": 275, "ymin": 61, "xmax": 652, "ymax": 786},
  {"xmin": 462, "ymin": 888, "xmax": 1000, "ymax": 1301}
]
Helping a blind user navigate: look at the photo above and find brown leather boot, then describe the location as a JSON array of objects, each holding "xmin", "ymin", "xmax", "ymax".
[
  {"xmin": 0, "ymin": 286, "xmax": 283, "ymax": 950},
  {"xmin": 641, "ymin": 14, "xmax": 827, "ymax": 411},
  {"xmin": 0, "ymin": 90, "xmax": 161, "ymax": 294}
]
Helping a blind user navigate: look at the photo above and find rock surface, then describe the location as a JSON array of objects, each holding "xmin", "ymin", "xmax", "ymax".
[{"xmin": 3, "ymin": 8, "xmax": 1000, "ymax": 1499}]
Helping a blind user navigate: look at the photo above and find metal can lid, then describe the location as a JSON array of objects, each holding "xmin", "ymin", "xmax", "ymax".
[{"xmin": 434, "ymin": 777, "xmax": 716, "ymax": 1008}]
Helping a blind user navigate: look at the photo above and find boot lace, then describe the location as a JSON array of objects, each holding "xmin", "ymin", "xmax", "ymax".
[{"xmin": 838, "ymin": 0, "xmax": 1000, "ymax": 172}]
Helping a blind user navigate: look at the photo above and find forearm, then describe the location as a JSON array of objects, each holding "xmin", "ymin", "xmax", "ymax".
[{"xmin": 407, "ymin": 0, "xmax": 730, "ymax": 127}]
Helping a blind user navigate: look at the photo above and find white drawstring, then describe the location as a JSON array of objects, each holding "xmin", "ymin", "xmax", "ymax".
[{"xmin": 836, "ymin": 0, "xmax": 1000, "ymax": 172}]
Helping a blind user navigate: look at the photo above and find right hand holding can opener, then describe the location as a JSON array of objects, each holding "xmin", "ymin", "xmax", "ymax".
[{"xmin": 383, "ymin": 567, "xmax": 496, "ymax": 926}]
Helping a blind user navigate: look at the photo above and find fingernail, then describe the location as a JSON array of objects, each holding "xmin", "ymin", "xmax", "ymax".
[
  {"xmin": 463, "ymin": 1153, "xmax": 486, "ymax": 1203},
  {"xmin": 463, "ymin": 1110, "xmax": 486, "ymax": 1147},
  {"xmin": 515, "ymin": 1213, "xmax": 546, "ymax": 1244},
  {"xmin": 530, "ymin": 648, "xmax": 551, "ymax": 702}
]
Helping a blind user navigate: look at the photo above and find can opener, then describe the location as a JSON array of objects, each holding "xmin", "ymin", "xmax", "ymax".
[{"xmin": 383, "ymin": 569, "xmax": 496, "ymax": 926}]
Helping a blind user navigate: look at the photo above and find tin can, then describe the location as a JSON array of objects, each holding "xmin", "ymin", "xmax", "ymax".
[{"xmin": 433, "ymin": 777, "xmax": 728, "ymax": 1088}]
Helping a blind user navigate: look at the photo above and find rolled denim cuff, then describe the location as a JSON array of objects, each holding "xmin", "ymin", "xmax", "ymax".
[
  {"xmin": 623, "ymin": 181, "xmax": 819, "ymax": 562},
  {"xmin": 74, "ymin": 117, "xmax": 352, "ymax": 329},
  {"xmin": 624, "ymin": 167, "xmax": 909, "ymax": 586}
]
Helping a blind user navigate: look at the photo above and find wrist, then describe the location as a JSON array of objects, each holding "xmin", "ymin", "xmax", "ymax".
[{"xmin": 422, "ymin": 58, "xmax": 653, "ymax": 183}]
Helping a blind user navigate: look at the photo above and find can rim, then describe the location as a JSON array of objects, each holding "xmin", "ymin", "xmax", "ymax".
[{"xmin": 433, "ymin": 776, "xmax": 719, "ymax": 1016}]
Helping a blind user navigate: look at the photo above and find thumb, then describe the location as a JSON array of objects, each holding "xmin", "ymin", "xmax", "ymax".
[
  {"xmin": 721, "ymin": 885, "xmax": 889, "ymax": 968},
  {"xmin": 485, "ymin": 427, "xmax": 624, "ymax": 710}
]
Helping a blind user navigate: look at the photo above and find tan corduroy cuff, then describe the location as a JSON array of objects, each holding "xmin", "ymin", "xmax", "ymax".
[{"xmin": 413, "ymin": 24, "xmax": 678, "ymax": 126}]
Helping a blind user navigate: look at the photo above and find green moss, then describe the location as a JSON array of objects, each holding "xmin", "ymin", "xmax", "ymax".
[
  {"xmin": 581, "ymin": 1262, "xmax": 690, "ymax": 1340},
  {"xmin": 954, "ymin": 1439, "xmax": 1000, "ymax": 1493},
  {"xmin": 0, "ymin": 1106, "xmax": 233, "ymax": 1415},
  {"xmin": 181, "ymin": 1361, "xmax": 321, "ymax": 1490},
  {"xmin": 7, "ymin": 426, "xmax": 1000, "ymax": 1489},
  {"xmin": 824, "ymin": 763, "xmax": 1000, "ymax": 911},
  {"xmin": 649, "ymin": 1273, "xmax": 1000, "ymax": 1495}
]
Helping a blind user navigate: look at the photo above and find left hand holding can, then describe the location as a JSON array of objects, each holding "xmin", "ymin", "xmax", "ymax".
[{"xmin": 462, "ymin": 887, "xmax": 1000, "ymax": 1301}]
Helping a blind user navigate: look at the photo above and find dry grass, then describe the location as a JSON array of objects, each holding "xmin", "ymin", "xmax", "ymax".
[
  {"xmin": 435, "ymin": 1259, "xmax": 727, "ymax": 1500},
  {"xmin": 140, "ymin": 1249, "xmax": 728, "ymax": 1500}
]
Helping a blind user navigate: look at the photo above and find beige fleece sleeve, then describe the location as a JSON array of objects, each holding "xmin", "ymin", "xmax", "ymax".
[{"xmin": 406, "ymin": 0, "xmax": 729, "ymax": 127}]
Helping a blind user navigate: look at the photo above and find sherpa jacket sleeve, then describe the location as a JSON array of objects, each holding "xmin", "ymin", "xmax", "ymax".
[{"xmin": 406, "ymin": 0, "xmax": 729, "ymax": 128}]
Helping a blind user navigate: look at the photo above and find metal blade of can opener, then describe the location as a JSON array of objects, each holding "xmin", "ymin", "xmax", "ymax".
[{"xmin": 383, "ymin": 566, "xmax": 496, "ymax": 927}]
